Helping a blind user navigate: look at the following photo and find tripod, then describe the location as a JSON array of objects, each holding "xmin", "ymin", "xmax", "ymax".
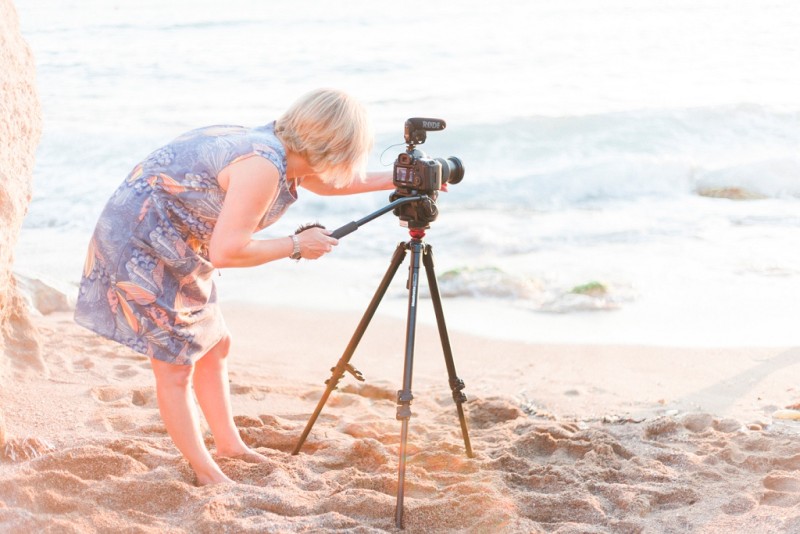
[{"xmin": 292, "ymin": 202, "xmax": 474, "ymax": 529}]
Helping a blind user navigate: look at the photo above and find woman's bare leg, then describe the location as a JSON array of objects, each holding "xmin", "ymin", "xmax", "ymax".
[
  {"xmin": 150, "ymin": 357, "xmax": 233, "ymax": 485},
  {"xmin": 193, "ymin": 336, "xmax": 268, "ymax": 462}
]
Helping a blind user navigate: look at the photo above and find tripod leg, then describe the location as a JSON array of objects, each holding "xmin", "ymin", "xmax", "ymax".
[
  {"xmin": 292, "ymin": 242, "xmax": 408, "ymax": 455},
  {"xmin": 422, "ymin": 244, "xmax": 474, "ymax": 458},
  {"xmin": 395, "ymin": 238, "xmax": 424, "ymax": 529}
]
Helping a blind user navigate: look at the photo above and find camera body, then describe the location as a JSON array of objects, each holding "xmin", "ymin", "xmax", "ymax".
[
  {"xmin": 393, "ymin": 151, "xmax": 443, "ymax": 193},
  {"xmin": 391, "ymin": 118, "xmax": 464, "ymax": 228}
]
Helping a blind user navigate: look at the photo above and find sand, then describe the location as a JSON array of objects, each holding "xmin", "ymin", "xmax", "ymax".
[{"xmin": 2, "ymin": 301, "xmax": 800, "ymax": 533}]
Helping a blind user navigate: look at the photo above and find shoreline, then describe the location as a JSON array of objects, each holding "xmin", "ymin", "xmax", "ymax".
[
  {"xmin": 13, "ymin": 223, "xmax": 800, "ymax": 350},
  {"xmin": 220, "ymin": 301, "xmax": 800, "ymax": 425}
]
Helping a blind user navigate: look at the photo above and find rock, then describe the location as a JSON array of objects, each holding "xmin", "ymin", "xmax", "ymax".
[
  {"xmin": 570, "ymin": 281, "xmax": 608, "ymax": 297},
  {"xmin": 14, "ymin": 273, "xmax": 74, "ymax": 315},
  {"xmin": 695, "ymin": 187, "xmax": 766, "ymax": 200},
  {"xmin": 0, "ymin": 0, "xmax": 45, "ymax": 450},
  {"xmin": 0, "ymin": 0, "xmax": 44, "ymax": 370},
  {"xmin": 772, "ymin": 409, "xmax": 800, "ymax": 421}
]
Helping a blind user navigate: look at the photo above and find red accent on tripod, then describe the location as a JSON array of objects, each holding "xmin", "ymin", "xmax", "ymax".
[{"xmin": 409, "ymin": 228, "xmax": 426, "ymax": 240}]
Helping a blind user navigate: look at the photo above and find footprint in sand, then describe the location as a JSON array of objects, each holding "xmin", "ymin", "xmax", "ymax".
[
  {"xmin": 764, "ymin": 472, "xmax": 800, "ymax": 492},
  {"xmin": 90, "ymin": 385, "xmax": 156, "ymax": 407},
  {"xmin": 87, "ymin": 384, "xmax": 161, "ymax": 434},
  {"xmin": 73, "ymin": 356, "xmax": 95, "ymax": 371},
  {"xmin": 758, "ymin": 472, "xmax": 800, "ymax": 507},
  {"xmin": 90, "ymin": 386, "xmax": 129, "ymax": 404},
  {"xmin": 113, "ymin": 364, "xmax": 140, "ymax": 380},
  {"xmin": 721, "ymin": 494, "xmax": 757, "ymax": 515},
  {"xmin": 230, "ymin": 383, "xmax": 268, "ymax": 400},
  {"xmin": 131, "ymin": 387, "xmax": 156, "ymax": 407},
  {"xmin": 86, "ymin": 412, "xmax": 138, "ymax": 433}
]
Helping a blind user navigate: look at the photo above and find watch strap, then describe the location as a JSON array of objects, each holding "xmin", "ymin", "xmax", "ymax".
[{"xmin": 290, "ymin": 234, "xmax": 302, "ymax": 260}]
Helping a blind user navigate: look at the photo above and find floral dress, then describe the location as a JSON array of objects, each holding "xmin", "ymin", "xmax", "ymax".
[{"xmin": 74, "ymin": 122, "xmax": 297, "ymax": 365}]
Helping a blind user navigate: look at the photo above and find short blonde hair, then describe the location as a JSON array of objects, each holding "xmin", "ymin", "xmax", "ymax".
[{"xmin": 275, "ymin": 88, "xmax": 373, "ymax": 188}]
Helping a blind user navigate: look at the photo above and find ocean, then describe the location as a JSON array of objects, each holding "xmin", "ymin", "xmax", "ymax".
[{"xmin": 13, "ymin": 0, "xmax": 800, "ymax": 346}]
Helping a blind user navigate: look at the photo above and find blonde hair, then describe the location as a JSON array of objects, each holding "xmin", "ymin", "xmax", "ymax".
[{"xmin": 275, "ymin": 88, "xmax": 373, "ymax": 188}]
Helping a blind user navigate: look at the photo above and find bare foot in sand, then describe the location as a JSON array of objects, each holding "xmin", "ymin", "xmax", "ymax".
[
  {"xmin": 195, "ymin": 448, "xmax": 267, "ymax": 486},
  {"xmin": 216, "ymin": 447, "xmax": 270, "ymax": 464},
  {"xmin": 195, "ymin": 469, "xmax": 235, "ymax": 486}
]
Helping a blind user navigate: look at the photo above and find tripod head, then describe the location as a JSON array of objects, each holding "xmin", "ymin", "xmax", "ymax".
[{"xmin": 389, "ymin": 191, "xmax": 439, "ymax": 230}]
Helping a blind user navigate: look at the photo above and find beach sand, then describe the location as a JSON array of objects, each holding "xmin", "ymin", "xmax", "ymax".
[{"xmin": 2, "ymin": 301, "xmax": 800, "ymax": 533}]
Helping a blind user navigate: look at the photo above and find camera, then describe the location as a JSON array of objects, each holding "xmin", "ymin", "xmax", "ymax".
[{"xmin": 390, "ymin": 118, "xmax": 464, "ymax": 228}]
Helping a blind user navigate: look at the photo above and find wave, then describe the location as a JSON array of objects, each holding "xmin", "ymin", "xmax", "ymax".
[
  {"xmin": 395, "ymin": 103, "xmax": 800, "ymax": 208},
  {"xmin": 25, "ymin": 103, "xmax": 800, "ymax": 234}
]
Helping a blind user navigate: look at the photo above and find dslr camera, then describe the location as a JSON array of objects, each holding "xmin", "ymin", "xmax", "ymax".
[{"xmin": 390, "ymin": 118, "xmax": 464, "ymax": 228}]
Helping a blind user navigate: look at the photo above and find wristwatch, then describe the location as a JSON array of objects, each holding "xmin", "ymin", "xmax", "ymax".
[{"xmin": 290, "ymin": 234, "xmax": 302, "ymax": 260}]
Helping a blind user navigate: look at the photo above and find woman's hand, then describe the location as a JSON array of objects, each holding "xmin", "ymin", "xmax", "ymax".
[{"xmin": 296, "ymin": 227, "xmax": 338, "ymax": 259}]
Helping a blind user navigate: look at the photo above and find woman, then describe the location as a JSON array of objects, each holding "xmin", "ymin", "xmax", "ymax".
[{"xmin": 74, "ymin": 88, "xmax": 394, "ymax": 485}]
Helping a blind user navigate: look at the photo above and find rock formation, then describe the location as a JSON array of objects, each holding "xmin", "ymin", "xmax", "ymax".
[{"xmin": 0, "ymin": 0, "xmax": 45, "ymax": 452}]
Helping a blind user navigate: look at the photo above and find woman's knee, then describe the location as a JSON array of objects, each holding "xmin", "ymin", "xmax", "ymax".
[
  {"xmin": 205, "ymin": 335, "xmax": 231, "ymax": 361},
  {"xmin": 151, "ymin": 358, "xmax": 193, "ymax": 389}
]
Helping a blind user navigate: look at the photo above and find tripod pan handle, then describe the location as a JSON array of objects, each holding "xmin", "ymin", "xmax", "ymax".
[{"xmin": 331, "ymin": 222, "xmax": 359, "ymax": 239}]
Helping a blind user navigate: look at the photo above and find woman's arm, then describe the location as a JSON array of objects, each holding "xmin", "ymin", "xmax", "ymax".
[
  {"xmin": 300, "ymin": 170, "xmax": 394, "ymax": 196},
  {"xmin": 209, "ymin": 157, "xmax": 337, "ymax": 267}
]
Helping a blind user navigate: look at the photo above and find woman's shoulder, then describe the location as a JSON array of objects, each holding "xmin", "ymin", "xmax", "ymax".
[{"xmin": 247, "ymin": 122, "xmax": 286, "ymax": 174}]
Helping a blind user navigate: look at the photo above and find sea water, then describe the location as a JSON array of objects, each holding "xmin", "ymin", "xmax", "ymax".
[{"xmin": 13, "ymin": 0, "xmax": 800, "ymax": 346}]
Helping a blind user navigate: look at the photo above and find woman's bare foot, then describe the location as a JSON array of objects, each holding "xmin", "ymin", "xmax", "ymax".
[
  {"xmin": 195, "ymin": 470, "xmax": 235, "ymax": 486},
  {"xmin": 216, "ymin": 447, "xmax": 270, "ymax": 464},
  {"xmin": 192, "ymin": 462, "xmax": 235, "ymax": 486}
]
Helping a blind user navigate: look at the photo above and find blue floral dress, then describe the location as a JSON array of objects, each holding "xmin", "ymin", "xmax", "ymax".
[{"xmin": 74, "ymin": 122, "xmax": 297, "ymax": 365}]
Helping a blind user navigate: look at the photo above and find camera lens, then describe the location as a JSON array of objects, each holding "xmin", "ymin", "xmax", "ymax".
[{"xmin": 436, "ymin": 157, "xmax": 464, "ymax": 185}]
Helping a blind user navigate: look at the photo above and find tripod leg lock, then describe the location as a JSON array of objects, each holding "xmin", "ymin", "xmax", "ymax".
[
  {"xmin": 323, "ymin": 376, "xmax": 341, "ymax": 389},
  {"xmin": 396, "ymin": 390, "xmax": 414, "ymax": 420},
  {"xmin": 397, "ymin": 390, "xmax": 414, "ymax": 403},
  {"xmin": 450, "ymin": 377, "xmax": 468, "ymax": 404}
]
